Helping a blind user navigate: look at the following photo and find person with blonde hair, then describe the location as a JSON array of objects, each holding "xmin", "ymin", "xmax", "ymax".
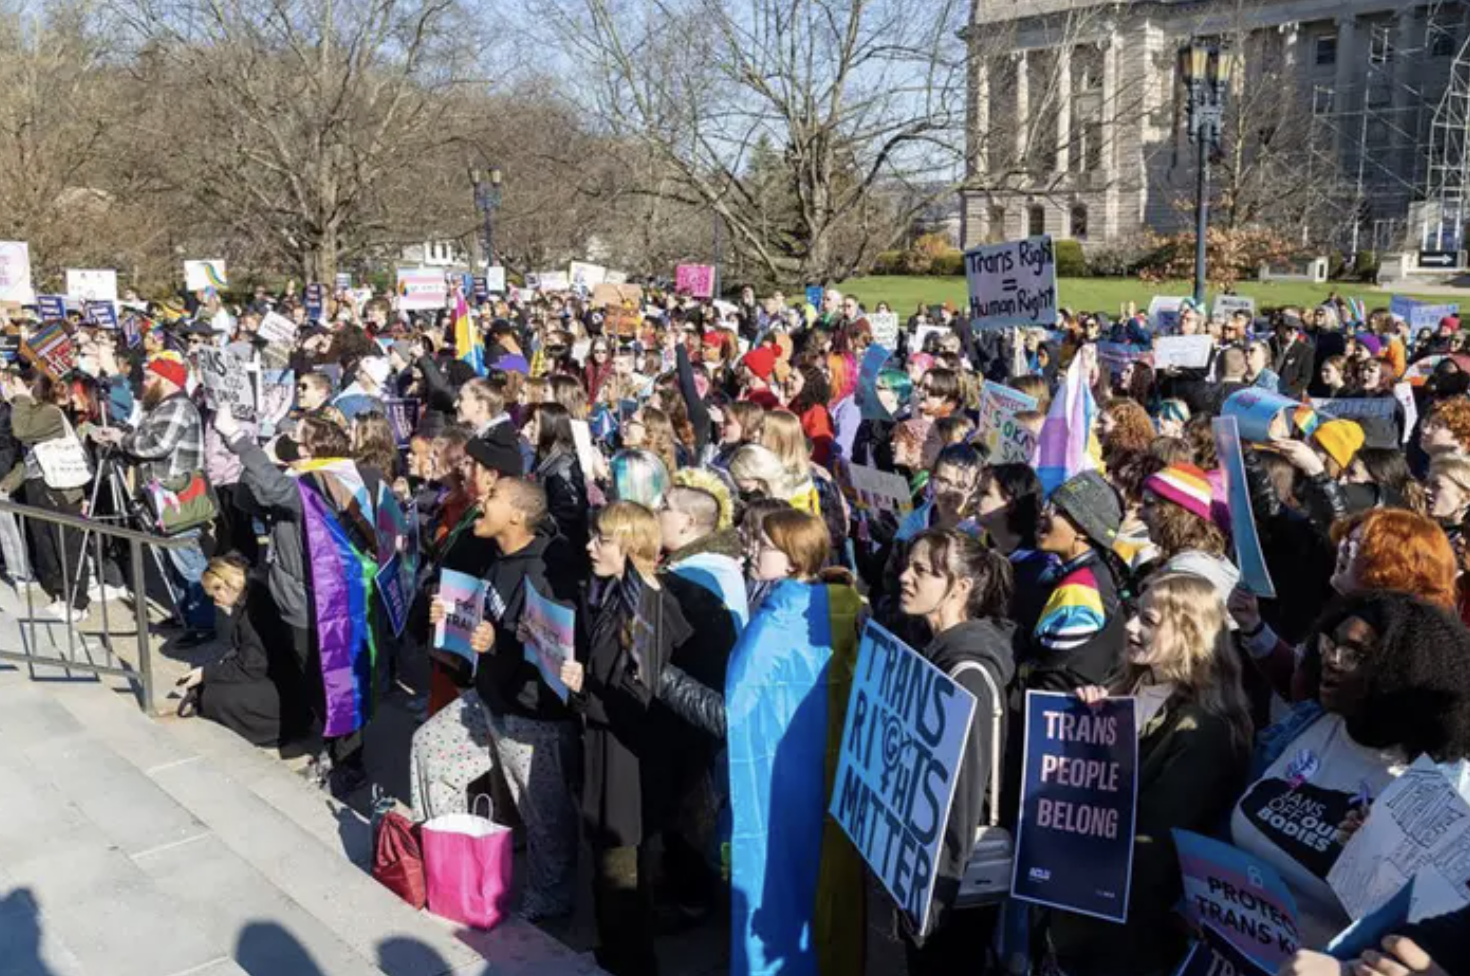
[
  {"xmin": 1427, "ymin": 454, "xmax": 1470, "ymax": 529},
  {"xmin": 623, "ymin": 405, "xmax": 682, "ymax": 476},
  {"xmin": 727, "ymin": 443, "xmax": 805, "ymax": 507},
  {"xmin": 1049, "ymin": 574, "xmax": 1252, "ymax": 976}
]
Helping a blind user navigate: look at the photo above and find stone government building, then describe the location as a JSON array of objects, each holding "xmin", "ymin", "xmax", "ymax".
[{"xmin": 959, "ymin": 0, "xmax": 1470, "ymax": 254}]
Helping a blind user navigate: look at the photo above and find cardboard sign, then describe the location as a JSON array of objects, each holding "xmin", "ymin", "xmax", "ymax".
[
  {"xmin": 1153, "ymin": 335, "xmax": 1214, "ymax": 370},
  {"xmin": 868, "ymin": 311, "xmax": 900, "ymax": 348},
  {"xmin": 521, "ymin": 579, "xmax": 574, "ymax": 702},
  {"xmin": 384, "ymin": 398, "xmax": 420, "ymax": 448},
  {"xmin": 829, "ymin": 621, "xmax": 978, "ymax": 932},
  {"xmin": 569, "ymin": 261, "xmax": 607, "ymax": 290},
  {"xmin": 197, "ymin": 346, "xmax": 256, "ymax": 421},
  {"xmin": 847, "ymin": 462, "xmax": 913, "ymax": 515},
  {"xmin": 676, "ymin": 264, "xmax": 716, "ymax": 299},
  {"xmin": 85, "ymin": 300, "xmax": 118, "ymax": 330},
  {"xmin": 183, "ymin": 259, "xmax": 227, "ymax": 291},
  {"xmin": 1221, "ymin": 388, "xmax": 1303, "ymax": 443},
  {"xmin": 1213, "ymin": 417, "xmax": 1276, "ymax": 599},
  {"xmin": 855, "ymin": 344, "xmax": 893, "ymax": 422},
  {"xmin": 396, "ymin": 268, "xmax": 447, "ymax": 311},
  {"xmin": 256, "ymin": 311, "xmax": 298, "ymax": 344},
  {"xmin": 977, "ymin": 382, "xmax": 1039, "ymax": 464},
  {"xmin": 37, "ymin": 294, "xmax": 67, "ymax": 321},
  {"xmin": 20, "ymin": 322, "xmax": 76, "ymax": 379},
  {"xmin": 1174, "ymin": 829, "xmax": 1301, "ymax": 971},
  {"xmin": 66, "ymin": 269, "xmax": 117, "ymax": 307},
  {"xmin": 434, "ymin": 568, "xmax": 487, "ymax": 667},
  {"xmin": 376, "ymin": 553, "xmax": 409, "ymax": 638},
  {"xmin": 591, "ymin": 282, "xmax": 644, "ymax": 309},
  {"xmin": 963, "ymin": 236, "xmax": 1058, "ymax": 330},
  {"xmin": 1175, "ymin": 921, "xmax": 1272, "ymax": 976},
  {"xmin": 304, "ymin": 283, "xmax": 325, "ymax": 322},
  {"xmin": 0, "ymin": 242, "xmax": 33, "ymax": 303},
  {"xmin": 1011, "ymin": 691, "xmax": 1138, "ymax": 922}
]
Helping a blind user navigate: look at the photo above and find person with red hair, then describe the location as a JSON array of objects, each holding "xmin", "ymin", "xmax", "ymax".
[{"xmin": 1229, "ymin": 508, "xmax": 1457, "ymax": 701}]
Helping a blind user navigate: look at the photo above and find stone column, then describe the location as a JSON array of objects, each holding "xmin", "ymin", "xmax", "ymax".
[
  {"xmin": 1014, "ymin": 50, "xmax": 1030, "ymax": 168},
  {"xmin": 1335, "ymin": 15, "xmax": 1357, "ymax": 166},
  {"xmin": 1056, "ymin": 44, "xmax": 1073, "ymax": 173}
]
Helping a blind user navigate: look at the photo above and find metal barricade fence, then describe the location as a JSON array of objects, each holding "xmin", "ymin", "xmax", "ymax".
[{"xmin": 0, "ymin": 496, "xmax": 192, "ymax": 713}]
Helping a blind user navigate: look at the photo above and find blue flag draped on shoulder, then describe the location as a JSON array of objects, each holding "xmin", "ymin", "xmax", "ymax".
[{"xmin": 454, "ymin": 288, "xmax": 485, "ymax": 376}]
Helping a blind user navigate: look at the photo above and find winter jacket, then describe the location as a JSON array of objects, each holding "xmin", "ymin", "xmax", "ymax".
[
  {"xmin": 203, "ymin": 416, "xmax": 252, "ymax": 487},
  {"xmin": 198, "ymin": 581, "xmax": 310, "ymax": 746},
  {"xmin": 1153, "ymin": 549, "xmax": 1240, "ymax": 609},
  {"xmin": 534, "ymin": 449, "xmax": 589, "ymax": 556}
]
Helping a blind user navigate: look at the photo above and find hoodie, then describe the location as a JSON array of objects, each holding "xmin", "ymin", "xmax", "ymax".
[{"xmin": 914, "ymin": 618, "xmax": 1018, "ymax": 939}]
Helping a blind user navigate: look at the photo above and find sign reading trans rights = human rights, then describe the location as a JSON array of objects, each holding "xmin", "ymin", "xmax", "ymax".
[{"xmin": 964, "ymin": 235, "xmax": 1058, "ymax": 330}]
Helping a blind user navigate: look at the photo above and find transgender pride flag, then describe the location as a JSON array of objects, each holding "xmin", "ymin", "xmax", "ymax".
[{"xmin": 1032, "ymin": 346, "xmax": 1099, "ymax": 498}]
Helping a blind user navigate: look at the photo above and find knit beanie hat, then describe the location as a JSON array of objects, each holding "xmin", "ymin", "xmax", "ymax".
[
  {"xmin": 145, "ymin": 351, "xmax": 188, "ymax": 389},
  {"xmin": 1313, "ymin": 419, "xmax": 1365, "ymax": 470},
  {"xmin": 742, "ymin": 346, "xmax": 778, "ymax": 382},
  {"xmin": 1144, "ymin": 463, "xmax": 1214, "ymax": 521},
  {"xmin": 1051, "ymin": 470, "xmax": 1122, "ymax": 549}
]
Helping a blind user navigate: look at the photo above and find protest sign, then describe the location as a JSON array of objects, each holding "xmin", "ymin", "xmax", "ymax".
[
  {"xmin": 591, "ymin": 282, "xmax": 643, "ymax": 309},
  {"xmin": 1174, "ymin": 829, "xmax": 1301, "ymax": 971},
  {"xmin": 256, "ymin": 311, "xmax": 298, "ymax": 344},
  {"xmin": 868, "ymin": 311, "xmax": 900, "ymax": 348},
  {"xmin": 532, "ymin": 270, "xmax": 567, "ymax": 292},
  {"xmin": 1309, "ymin": 397, "xmax": 1399, "ymax": 449},
  {"xmin": 1175, "ymin": 921, "xmax": 1272, "ymax": 976},
  {"xmin": 257, "ymin": 369, "xmax": 294, "ymax": 437},
  {"xmin": 334, "ymin": 272, "xmax": 352, "ymax": 289},
  {"xmin": 197, "ymin": 347, "xmax": 256, "ymax": 421},
  {"xmin": 676, "ymin": 263, "xmax": 716, "ymax": 299},
  {"xmin": 434, "ymin": 568, "xmax": 487, "ymax": 667},
  {"xmin": 183, "ymin": 259, "xmax": 227, "ymax": 291},
  {"xmin": 855, "ymin": 344, "xmax": 893, "ymax": 422},
  {"xmin": 805, "ymin": 284, "xmax": 823, "ymax": 309},
  {"xmin": 913, "ymin": 322, "xmax": 947, "ymax": 351},
  {"xmin": 0, "ymin": 333, "xmax": 18, "ymax": 363},
  {"xmin": 85, "ymin": 300, "xmax": 118, "ymax": 330},
  {"xmin": 1213, "ymin": 417, "xmax": 1276, "ymax": 598},
  {"xmin": 963, "ymin": 235, "xmax": 1058, "ymax": 330},
  {"xmin": 470, "ymin": 275, "xmax": 489, "ymax": 304},
  {"xmin": 304, "ymin": 283, "xmax": 325, "ymax": 322},
  {"xmin": 847, "ymin": 463, "xmax": 913, "ymax": 515},
  {"xmin": 482, "ymin": 265, "xmax": 505, "ymax": 293},
  {"xmin": 604, "ymin": 269, "xmax": 627, "ymax": 285},
  {"xmin": 1391, "ymin": 295, "xmax": 1458, "ymax": 337},
  {"xmin": 1327, "ymin": 878, "xmax": 1414, "ymax": 961},
  {"xmin": 1393, "ymin": 382, "xmax": 1417, "ymax": 443},
  {"xmin": 829, "ymin": 620, "xmax": 978, "ymax": 932},
  {"xmin": 20, "ymin": 322, "xmax": 76, "ymax": 379},
  {"xmin": 396, "ymin": 268, "xmax": 447, "ymax": 311},
  {"xmin": 1153, "ymin": 335, "xmax": 1214, "ymax": 370},
  {"xmin": 977, "ymin": 382, "xmax": 1040, "ymax": 464},
  {"xmin": 1095, "ymin": 341, "xmax": 1148, "ymax": 375},
  {"xmin": 1221, "ymin": 388, "xmax": 1303, "ymax": 443},
  {"xmin": 384, "ymin": 398, "xmax": 420, "ymax": 448},
  {"xmin": 1328, "ymin": 755, "xmax": 1470, "ymax": 923},
  {"xmin": 1149, "ymin": 296, "xmax": 1188, "ymax": 334},
  {"xmin": 521, "ymin": 579, "xmax": 574, "ymax": 702},
  {"xmin": 0, "ymin": 242, "xmax": 33, "ymax": 303},
  {"xmin": 569, "ymin": 261, "xmax": 608, "ymax": 291},
  {"xmin": 1011, "ymin": 690, "xmax": 1138, "ymax": 922},
  {"xmin": 1213, "ymin": 294, "xmax": 1257, "ymax": 321},
  {"xmin": 37, "ymin": 294, "xmax": 67, "ymax": 321},
  {"xmin": 66, "ymin": 269, "xmax": 118, "ymax": 308},
  {"xmin": 376, "ymin": 554, "xmax": 409, "ymax": 638}
]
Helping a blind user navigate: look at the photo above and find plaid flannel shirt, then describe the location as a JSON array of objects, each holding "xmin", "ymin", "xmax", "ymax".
[{"xmin": 121, "ymin": 393, "xmax": 205, "ymax": 485}]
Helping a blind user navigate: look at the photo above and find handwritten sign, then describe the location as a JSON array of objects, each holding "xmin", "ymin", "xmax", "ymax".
[
  {"xmin": 256, "ymin": 311, "xmax": 298, "ymax": 345},
  {"xmin": 1011, "ymin": 691, "xmax": 1138, "ymax": 922},
  {"xmin": 868, "ymin": 311, "xmax": 899, "ymax": 348},
  {"xmin": 197, "ymin": 347, "xmax": 256, "ymax": 421},
  {"xmin": 396, "ymin": 268, "xmax": 447, "ymax": 311},
  {"xmin": 66, "ymin": 269, "xmax": 117, "ymax": 307},
  {"xmin": 569, "ymin": 261, "xmax": 607, "ymax": 291},
  {"xmin": 484, "ymin": 266, "xmax": 506, "ymax": 293},
  {"xmin": 829, "ymin": 621, "xmax": 977, "ymax": 933},
  {"xmin": 1214, "ymin": 417, "xmax": 1276, "ymax": 599},
  {"xmin": 977, "ymin": 382, "xmax": 1039, "ymax": 464},
  {"xmin": 521, "ymin": 579, "xmax": 574, "ymax": 702},
  {"xmin": 0, "ymin": 242, "xmax": 34, "ymax": 303},
  {"xmin": 434, "ymin": 568, "xmax": 487, "ymax": 667},
  {"xmin": 847, "ymin": 462, "xmax": 913, "ymax": 515},
  {"xmin": 1174, "ymin": 829, "xmax": 1301, "ymax": 971},
  {"xmin": 376, "ymin": 553, "xmax": 409, "ymax": 638},
  {"xmin": 676, "ymin": 264, "xmax": 716, "ymax": 299},
  {"xmin": 1153, "ymin": 335, "xmax": 1214, "ymax": 370},
  {"xmin": 963, "ymin": 235, "xmax": 1057, "ymax": 329},
  {"xmin": 183, "ymin": 259, "xmax": 227, "ymax": 291}
]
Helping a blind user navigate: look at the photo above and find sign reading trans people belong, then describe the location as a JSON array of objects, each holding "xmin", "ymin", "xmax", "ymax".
[
  {"xmin": 964, "ymin": 235, "xmax": 1058, "ymax": 330},
  {"xmin": 829, "ymin": 620, "xmax": 978, "ymax": 933},
  {"xmin": 1011, "ymin": 690, "xmax": 1138, "ymax": 922}
]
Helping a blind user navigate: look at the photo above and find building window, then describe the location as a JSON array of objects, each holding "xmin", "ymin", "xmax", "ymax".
[
  {"xmin": 1083, "ymin": 122, "xmax": 1103, "ymax": 172},
  {"xmin": 1315, "ymin": 36, "xmax": 1337, "ymax": 65},
  {"xmin": 1070, "ymin": 205, "xmax": 1089, "ymax": 240},
  {"xmin": 987, "ymin": 206, "xmax": 1007, "ymax": 243},
  {"xmin": 1028, "ymin": 205, "xmax": 1046, "ymax": 237}
]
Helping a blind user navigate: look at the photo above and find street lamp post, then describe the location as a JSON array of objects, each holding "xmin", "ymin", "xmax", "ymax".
[
  {"xmin": 1178, "ymin": 40, "xmax": 1235, "ymax": 307},
  {"xmin": 470, "ymin": 166, "xmax": 503, "ymax": 269}
]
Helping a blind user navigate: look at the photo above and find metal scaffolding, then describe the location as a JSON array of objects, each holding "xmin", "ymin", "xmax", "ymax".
[{"xmin": 1422, "ymin": 32, "xmax": 1470, "ymax": 249}]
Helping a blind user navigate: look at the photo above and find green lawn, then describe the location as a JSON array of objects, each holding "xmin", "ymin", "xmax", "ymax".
[{"xmin": 840, "ymin": 275, "xmax": 1459, "ymax": 316}]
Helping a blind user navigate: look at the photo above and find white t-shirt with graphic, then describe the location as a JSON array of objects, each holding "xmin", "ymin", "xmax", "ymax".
[{"xmin": 1230, "ymin": 713, "xmax": 1407, "ymax": 947}]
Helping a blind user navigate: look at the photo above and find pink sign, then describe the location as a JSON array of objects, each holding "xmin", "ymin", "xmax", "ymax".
[{"xmin": 675, "ymin": 263, "xmax": 715, "ymax": 299}]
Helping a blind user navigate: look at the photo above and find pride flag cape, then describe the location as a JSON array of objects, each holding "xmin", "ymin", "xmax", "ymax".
[
  {"xmin": 1032, "ymin": 345, "xmax": 1100, "ymax": 497},
  {"xmin": 727, "ymin": 579, "xmax": 865, "ymax": 976},
  {"xmin": 453, "ymin": 289, "xmax": 485, "ymax": 376},
  {"xmin": 300, "ymin": 484, "xmax": 378, "ymax": 737}
]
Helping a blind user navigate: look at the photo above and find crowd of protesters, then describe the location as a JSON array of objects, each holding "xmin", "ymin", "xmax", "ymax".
[{"xmin": 1, "ymin": 280, "xmax": 1468, "ymax": 976}]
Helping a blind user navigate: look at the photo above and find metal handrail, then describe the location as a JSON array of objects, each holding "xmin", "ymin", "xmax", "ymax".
[{"xmin": 0, "ymin": 496, "xmax": 189, "ymax": 713}]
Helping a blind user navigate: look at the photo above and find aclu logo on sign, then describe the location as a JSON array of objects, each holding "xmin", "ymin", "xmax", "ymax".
[{"xmin": 1029, "ymin": 867, "xmax": 1051, "ymax": 881}]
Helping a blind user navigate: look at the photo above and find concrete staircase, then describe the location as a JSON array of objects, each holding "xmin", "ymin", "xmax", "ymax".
[{"xmin": 0, "ymin": 592, "xmax": 600, "ymax": 976}]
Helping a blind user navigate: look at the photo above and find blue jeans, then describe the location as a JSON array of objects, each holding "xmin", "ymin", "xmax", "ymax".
[{"xmin": 165, "ymin": 532, "xmax": 214, "ymax": 631}]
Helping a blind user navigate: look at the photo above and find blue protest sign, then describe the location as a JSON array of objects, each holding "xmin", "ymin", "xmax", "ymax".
[
  {"xmin": 829, "ymin": 621, "xmax": 978, "ymax": 932},
  {"xmin": 855, "ymin": 344, "xmax": 893, "ymax": 422},
  {"xmin": 1173, "ymin": 922, "xmax": 1272, "ymax": 976},
  {"xmin": 37, "ymin": 294, "xmax": 66, "ymax": 320},
  {"xmin": 376, "ymin": 553, "xmax": 409, "ymax": 638},
  {"xmin": 1391, "ymin": 296, "xmax": 1458, "ymax": 337},
  {"xmin": 1174, "ymin": 829, "xmax": 1301, "ymax": 971},
  {"xmin": 473, "ymin": 275, "xmax": 489, "ymax": 304},
  {"xmin": 1011, "ymin": 691, "xmax": 1138, "ymax": 922},
  {"xmin": 1213, "ymin": 417, "xmax": 1276, "ymax": 598},
  {"xmin": 433, "ymin": 568, "xmax": 487, "ymax": 667},
  {"xmin": 805, "ymin": 284, "xmax": 823, "ymax": 309},
  {"xmin": 1221, "ymin": 388, "xmax": 1305, "ymax": 444},
  {"xmin": 383, "ymin": 397, "xmax": 420, "ymax": 448},
  {"xmin": 85, "ymin": 300, "xmax": 118, "ymax": 329},
  {"xmin": 1327, "ymin": 877, "xmax": 1414, "ymax": 961},
  {"xmin": 304, "ymin": 283, "xmax": 325, "ymax": 322}
]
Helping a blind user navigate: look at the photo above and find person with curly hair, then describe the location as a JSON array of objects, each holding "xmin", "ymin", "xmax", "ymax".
[
  {"xmin": 1140, "ymin": 463, "xmax": 1238, "ymax": 603},
  {"xmin": 1232, "ymin": 591, "xmax": 1470, "ymax": 947},
  {"xmin": 1098, "ymin": 398, "xmax": 1155, "ymax": 469},
  {"xmin": 1421, "ymin": 396, "xmax": 1470, "ymax": 460}
]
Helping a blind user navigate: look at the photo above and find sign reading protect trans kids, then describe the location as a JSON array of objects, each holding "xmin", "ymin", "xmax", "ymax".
[{"xmin": 964, "ymin": 235, "xmax": 1058, "ymax": 330}]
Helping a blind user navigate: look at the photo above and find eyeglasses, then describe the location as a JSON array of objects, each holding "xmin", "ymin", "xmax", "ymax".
[
  {"xmin": 1318, "ymin": 633, "xmax": 1367, "ymax": 671},
  {"xmin": 932, "ymin": 474, "xmax": 975, "ymax": 493}
]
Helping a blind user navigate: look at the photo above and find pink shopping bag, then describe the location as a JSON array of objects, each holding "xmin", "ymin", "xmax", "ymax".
[{"xmin": 421, "ymin": 800, "xmax": 514, "ymax": 930}]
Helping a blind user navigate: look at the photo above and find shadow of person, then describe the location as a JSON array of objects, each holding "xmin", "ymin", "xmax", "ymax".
[
  {"xmin": 234, "ymin": 921, "xmax": 326, "ymax": 975},
  {"xmin": 376, "ymin": 935, "xmax": 453, "ymax": 976},
  {"xmin": 0, "ymin": 887, "xmax": 58, "ymax": 976}
]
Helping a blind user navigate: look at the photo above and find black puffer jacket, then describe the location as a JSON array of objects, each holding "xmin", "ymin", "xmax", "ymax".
[{"xmin": 535, "ymin": 448, "xmax": 589, "ymax": 554}]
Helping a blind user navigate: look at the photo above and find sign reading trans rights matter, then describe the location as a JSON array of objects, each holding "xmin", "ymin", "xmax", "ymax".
[{"xmin": 964, "ymin": 235, "xmax": 1058, "ymax": 330}]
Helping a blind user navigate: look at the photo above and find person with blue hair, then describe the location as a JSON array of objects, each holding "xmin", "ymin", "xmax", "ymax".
[{"xmin": 609, "ymin": 448, "xmax": 669, "ymax": 508}]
